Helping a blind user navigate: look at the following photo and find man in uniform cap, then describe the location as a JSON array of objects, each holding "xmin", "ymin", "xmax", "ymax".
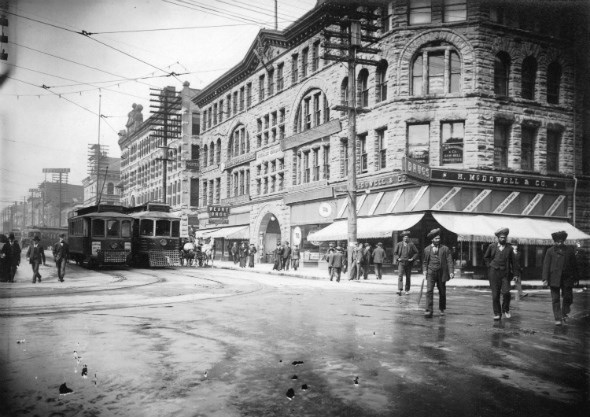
[
  {"xmin": 483, "ymin": 227, "xmax": 515, "ymax": 320},
  {"xmin": 422, "ymin": 229, "xmax": 454, "ymax": 317},
  {"xmin": 542, "ymin": 231, "xmax": 578, "ymax": 325},
  {"xmin": 26, "ymin": 236, "xmax": 46, "ymax": 283},
  {"xmin": 394, "ymin": 230, "xmax": 419, "ymax": 295}
]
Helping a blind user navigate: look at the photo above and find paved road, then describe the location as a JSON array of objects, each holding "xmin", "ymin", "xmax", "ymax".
[{"xmin": 0, "ymin": 263, "xmax": 588, "ymax": 417}]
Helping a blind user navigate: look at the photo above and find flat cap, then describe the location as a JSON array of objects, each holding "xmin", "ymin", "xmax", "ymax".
[
  {"xmin": 551, "ymin": 231, "xmax": 568, "ymax": 241},
  {"xmin": 427, "ymin": 228, "xmax": 441, "ymax": 240},
  {"xmin": 495, "ymin": 227, "xmax": 509, "ymax": 237},
  {"xmin": 400, "ymin": 230, "xmax": 411, "ymax": 237}
]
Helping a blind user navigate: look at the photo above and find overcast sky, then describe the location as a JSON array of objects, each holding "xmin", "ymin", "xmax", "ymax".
[{"xmin": 0, "ymin": 0, "xmax": 317, "ymax": 209}]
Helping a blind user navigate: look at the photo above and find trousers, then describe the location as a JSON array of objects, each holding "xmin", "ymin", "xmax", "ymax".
[
  {"xmin": 488, "ymin": 268, "xmax": 511, "ymax": 315},
  {"xmin": 550, "ymin": 286, "xmax": 573, "ymax": 320},
  {"xmin": 397, "ymin": 261, "xmax": 413, "ymax": 291},
  {"xmin": 56, "ymin": 258, "xmax": 67, "ymax": 281},
  {"xmin": 426, "ymin": 269, "xmax": 446, "ymax": 312}
]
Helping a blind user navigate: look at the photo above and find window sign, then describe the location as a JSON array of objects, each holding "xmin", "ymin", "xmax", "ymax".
[
  {"xmin": 441, "ymin": 121, "xmax": 464, "ymax": 164},
  {"xmin": 408, "ymin": 124, "xmax": 430, "ymax": 164}
]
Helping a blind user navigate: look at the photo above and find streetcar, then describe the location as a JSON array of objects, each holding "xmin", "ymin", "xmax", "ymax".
[
  {"xmin": 68, "ymin": 205, "xmax": 133, "ymax": 268},
  {"xmin": 124, "ymin": 202, "xmax": 181, "ymax": 267},
  {"xmin": 21, "ymin": 226, "xmax": 68, "ymax": 249}
]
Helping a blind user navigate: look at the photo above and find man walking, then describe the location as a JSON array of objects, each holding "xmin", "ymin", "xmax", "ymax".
[
  {"xmin": 26, "ymin": 236, "xmax": 46, "ymax": 283},
  {"xmin": 349, "ymin": 242, "xmax": 363, "ymax": 280},
  {"xmin": 239, "ymin": 242, "xmax": 248, "ymax": 268},
  {"xmin": 394, "ymin": 231, "xmax": 419, "ymax": 295},
  {"xmin": 231, "ymin": 242, "xmax": 239, "ymax": 264},
  {"xmin": 7, "ymin": 232, "xmax": 21, "ymax": 282},
  {"xmin": 248, "ymin": 243, "xmax": 257, "ymax": 268},
  {"xmin": 291, "ymin": 244, "xmax": 300, "ymax": 271},
  {"xmin": 282, "ymin": 241, "xmax": 291, "ymax": 271},
  {"xmin": 325, "ymin": 242, "xmax": 336, "ymax": 278},
  {"xmin": 272, "ymin": 242, "xmax": 283, "ymax": 271},
  {"xmin": 511, "ymin": 238, "xmax": 526, "ymax": 301},
  {"xmin": 361, "ymin": 243, "xmax": 372, "ymax": 280},
  {"xmin": 329, "ymin": 246, "xmax": 344, "ymax": 282},
  {"xmin": 483, "ymin": 227, "xmax": 515, "ymax": 320},
  {"xmin": 422, "ymin": 229, "xmax": 454, "ymax": 318},
  {"xmin": 52, "ymin": 233, "xmax": 69, "ymax": 282},
  {"xmin": 542, "ymin": 231, "xmax": 579, "ymax": 325},
  {"xmin": 372, "ymin": 242, "xmax": 386, "ymax": 280}
]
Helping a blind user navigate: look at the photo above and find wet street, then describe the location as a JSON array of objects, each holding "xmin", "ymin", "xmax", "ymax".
[{"xmin": 0, "ymin": 264, "xmax": 588, "ymax": 417}]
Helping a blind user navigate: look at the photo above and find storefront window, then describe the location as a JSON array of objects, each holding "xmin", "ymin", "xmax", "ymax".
[
  {"xmin": 441, "ymin": 121, "xmax": 464, "ymax": 164},
  {"xmin": 407, "ymin": 123, "xmax": 430, "ymax": 164}
]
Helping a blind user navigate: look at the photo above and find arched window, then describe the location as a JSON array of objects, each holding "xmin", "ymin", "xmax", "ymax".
[
  {"xmin": 294, "ymin": 88, "xmax": 330, "ymax": 133},
  {"xmin": 229, "ymin": 125, "xmax": 248, "ymax": 158},
  {"xmin": 521, "ymin": 56, "xmax": 537, "ymax": 100},
  {"xmin": 341, "ymin": 77, "xmax": 349, "ymax": 106},
  {"xmin": 209, "ymin": 142, "xmax": 215, "ymax": 165},
  {"xmin": 547, "ymin": 62, "xmax": 562, "ymax": 104},
  {"xmin": 411, "ymin": 44, "xmax": 461, "ymax": 95},
  {"xmin": 216, "ymin": 138, "xmax": 221, "ymax": 164},
  {"xmin": 203, "ymin": 144, "xmax": 208, "ymax": 167},
  {"xmin": 494, "ymin": 52, "xmax": 510, "ymax": 96},
  {"xmin": 357, "ymin": 69, "xmax": 369, "ymax": 107},
  {"xmin": 376, "ymin": 61, "xmax": 388, "ymax": 102},
  {"xmin": 106, "ymin": 183, "xmax": 114, "ymax": 195}
]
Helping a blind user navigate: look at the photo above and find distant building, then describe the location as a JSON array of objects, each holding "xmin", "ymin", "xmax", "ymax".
[{"xmin": 83, "ymin": 157, "xmax": 121, "ymax": 206}]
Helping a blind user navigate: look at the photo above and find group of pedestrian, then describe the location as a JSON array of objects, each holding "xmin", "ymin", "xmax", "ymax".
[{"xmin": 272, "ymin": 241, "xmax": 300, "ymax": 271}]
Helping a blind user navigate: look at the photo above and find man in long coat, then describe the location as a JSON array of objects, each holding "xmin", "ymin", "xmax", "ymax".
[
  {"xmin": 26, "ymin": 236, "xmax": 46, "ymax": 283},
  {"xmin": 7, "ymin": 232, "xmax": 21, "ymax": 282},
  {"xmin": 542, "ymin": 231, "xmax": 579, "ymax": 325},
  {"xmin": 422, "ymin": 229, "xmax": 454, "ymax": 318},
  {"xmin": 329, "ymin": 246, "xmax": 344, "ymax": 282},
  {"xmin": 349, "ymin": 242, "xmax": 364, "ymax": 280},
  {"xmin": 394, "ymin": 230, "xmax": 419, "ymax": 295},
  {"xmin": 372, "ymin": 242, "xmax": 386, "ymax": 280},
  {"xmin": 247, "ymin": 243, "xmax": 257, "ymax": 268},
  {"xmin": 282, "ymin": 241, "xmax": 292, "ymax": 271},
  {"xmin": 483, "ymin": 227, "xmax": 515, "ymax": 320},
  {"xmin": 52, "ymin": 233, "xmax": 69, "ymax": 282}
]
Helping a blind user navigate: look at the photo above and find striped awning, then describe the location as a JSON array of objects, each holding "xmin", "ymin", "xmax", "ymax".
[
  {"xmin": 307, "ymin": 213, "xmax": 425, "ymax": 242},
  {"xmin": 207, "ymin": 225, "xmax": 249, "ymax": 240},
  {"xmin": 433, "ymin": 212, "xmax": 590, "ymax": 244}
]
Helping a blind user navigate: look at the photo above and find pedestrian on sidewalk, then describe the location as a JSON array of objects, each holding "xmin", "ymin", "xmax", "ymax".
[
  {"xmin": 272, "ymin": 242, "xmax": 283, "ymax": 271},
  {"xmin": 394, "ymin": 231, "xmax": 419, "ymax": 295},
  {"xmin": 7, "ymin": 233, "xmax": 21, "ymax": 282},
  {"xmin": 239, "ymin": 242, "xmax": 248, "ymax": 268},
  {"xmin": 542, "ymin": 231, "xmax": 579, "ymax": 325},
  {"xmin": 248, "ymin": 243, "xmax": 257, "ymax": 268},
  {"xmin": 483, "ymin": 227, "xmax": 515, "ymax": 321},
  {"xmin": 282, "ymin": 241, "xmax": 291, "ymax": 271},
  {"xmin": 329, "ymin": 246, "xmax": 344, "ymax": 282},
  {"xmin": 0, "ymin": 234, "xmax": 10, "ymax": 282},
  {"xmin": 349, "ymin": 242, "xmax": 363, "ymax": 280},
  {"xmin": 422, "ymin": 229, "xmax": 454, "ymax": 318},
  {"xmin": 291, "ymin": 244, "xmax": 300, "ymax": 271},
  {"xmin": 324, "ymin": 242, "xmax": 336, "ymax": 278},
  {"xmin": 52, "ymin": 233, "xmax": 69, "ymax": 282},
  {"xmin": 372, "ymin": 242, "xmax": 386, "ymax": 280},
  {"xmin": 511, "ymin": 238, "xmax": 526, "ymax": 300},
  {"xmin": 26, "ymin": 236, "xmax": 46, "ymax": 283},
  {"xmin": 361, "ymin": 243, "xmax": 372, "ymax": 279},
  {"xmin": 231, "ymin": 242, "xmax": 239, "ymax": 265}
]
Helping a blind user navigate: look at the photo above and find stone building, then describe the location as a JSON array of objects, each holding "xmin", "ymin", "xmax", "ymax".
[
  {"xmin": 118, "ymin": 82, "xmax": 201, "ymax": 236},
  {"xmin": 193, "ymin": 0, "xmax": 589, "ymax": 277},
  {"xmin": 83, "ymin": 156, "xmax": 122, "ymax": 206}
]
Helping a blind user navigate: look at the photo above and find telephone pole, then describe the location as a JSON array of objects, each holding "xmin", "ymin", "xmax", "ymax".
[{"xmin": 322, "ymin": 4, "xmax": 382, "ymax": 265}]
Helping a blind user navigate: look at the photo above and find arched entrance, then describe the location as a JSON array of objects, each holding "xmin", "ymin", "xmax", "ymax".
[{"xmin": 259, "ymin": 213, "xmax": 281, "ymax": 263}]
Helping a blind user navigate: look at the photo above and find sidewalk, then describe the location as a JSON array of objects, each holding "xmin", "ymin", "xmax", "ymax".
[{"xmin": 209, "ymin": 260, "xmax": 590, "ymax": 290}]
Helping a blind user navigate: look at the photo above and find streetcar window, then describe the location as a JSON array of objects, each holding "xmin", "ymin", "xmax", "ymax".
[
  {"xmin": 121, "ymin": 220, "xmax": 132, "ymax": 238},
  {"xmin": 155, "ymin": 220, "xmax": 171, "ymax": 236},
  {"xmin": 140, "ymin": 220, "xmax": 154, "ymax": 236},
  {"xmin": 107, "ymin": 220, "xmax": 120, "ymax": 237},
  {"xmin": 171, "ymin": 221, "xmax": 180, "ymax": 237},
  {"xmin": 92, "ymin": 219, "xmax": 105, "ymax": 237}
]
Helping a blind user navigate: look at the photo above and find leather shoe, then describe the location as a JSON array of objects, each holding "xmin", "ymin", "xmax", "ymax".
[
  {"xmin": 493, "ymin": 315, "xmax": 501, "ymax": 320},
  {"xmin": 424, "ymin": 311, "xmax": 433, "ymax": 318}
]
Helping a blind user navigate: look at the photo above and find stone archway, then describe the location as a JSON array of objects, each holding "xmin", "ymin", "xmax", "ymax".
[{"xmin": 258, "ymin": 212, "xmax": 281, "ymax": 263}]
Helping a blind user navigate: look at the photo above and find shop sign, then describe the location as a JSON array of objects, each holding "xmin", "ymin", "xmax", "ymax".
[
  {"xmin": 207, "ymin": 218, "xmax": 229, "ymax": 225},
  {"xmin": 431, "ymin": 169, "xmax": 568, "ymax": 190},
  {"xmin": 319, "ymin": 203, "xmax": 332, "ymax": 218},
  {"xmin": 292, "ymin": 226, "xmax": 302, "ymax": 245},
  {"xmin": 356, "ymin": 173, "xmax": 408, "ymax": 191},
  {"xmin": 441, "ymin": 143, "xmax": 463, "ymax": 164},
  {"xmin": 207, "ymin": 206, "xmax": 230, "ymax": 218},
  {"xmin": 402, "ymin": 156, "xmax": 431, "ymax": 181},
  {"xmin": 185, "ymin": 160, "xmax": 200, "ymax": 170}
]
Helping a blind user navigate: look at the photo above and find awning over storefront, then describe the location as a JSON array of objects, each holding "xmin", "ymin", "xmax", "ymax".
[
  {"xmin": 433, "ymin": 212, "xmax": 590, "ymax": 245},
  {"xmin": 206, "ymin": 225, "xmax": 249, "ymax": 240},
  {"xmin": 194, "ymin": 228, "xmax": 220, "ymax": 239},
  {"xmin": 307, "ymin": 213, "xmax": 425, "ymax": 242}
]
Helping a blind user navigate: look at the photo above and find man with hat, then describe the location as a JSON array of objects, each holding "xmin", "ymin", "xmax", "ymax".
[
  {"xmin": 52, "ymin": 233, "xmax": 69, "ymax": 282},
  {"xmin": 542, "ymin": 231, "xmax": 579, "ymax": 325},
  {"xmin": 422, "ymin": 229, "xmax": 454, "ymax": 317},
  {"xmin": 483, "ymin": 227, "xmax": 515, "ymax": 320},
  {"xmin": 394, "ymin": 231, "xmax": 419, "ymax": 295},
  {"xmin": 26, "ymin": 236, "xmax": 46, "ymax": 283},
  {"xmin": 361, "ymin": 242, "xmax": 372, "ymax": 280},
  {"xmin": 325, "ymin": 242, "xmax": 336, "ymax": 278},
  {"xmin": 329, "ymin": 246, "xmax": 345, "ymax": 282},
  {"xmin": 372, "ymin": 242, "xmax": 386, "ymax": 280},
  {"xmin": 7, "ymin": 232, "xmax": 21, "ymax": 282},
  {"xmin": 349, "ymin": 242, "xmax": 364, "ymax": 280}
]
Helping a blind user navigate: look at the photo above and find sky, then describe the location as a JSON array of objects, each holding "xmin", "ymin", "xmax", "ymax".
[{"xmin": 0, "ymin": 0, "xmax": 317, "ymax": 209}]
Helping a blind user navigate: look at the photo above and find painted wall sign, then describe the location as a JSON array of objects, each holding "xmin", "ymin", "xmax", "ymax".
[
  {"xmin": 402, "ymin": 156, "xmax": 431, "ymax": 181},
  {"xmin": 431, "ymin": 187, "xmax": 461, "ymax": 211},
  {"xmin": 522, "ymin": 194, "xmax": 544, "ymax": 215},
  {"xmin": 493, "ymin": 191, "xmax": 520, "ymax": 213},
  {"xmin": 431, "ymin": 169, "xmax": 568, "ymax": 190},
  {"xmin": 463, "ymin": 189, "xmax": 492, "ymax": 212},
  {"xmin": 319, "ymin": 202, "xmax": 332, "ymax": 218},
  {"xmin": 545, "ymin": 195, "xmax": 566, "ymax": 216}
]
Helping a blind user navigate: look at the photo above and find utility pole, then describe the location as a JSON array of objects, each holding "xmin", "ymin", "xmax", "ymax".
[
  {"xmin": 322, "ymin": 5, "xmax": 382, "ymax": 267},
  {"xmin": 151, "ymin": 87, "xmax": 181, "ymax": 205}
]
